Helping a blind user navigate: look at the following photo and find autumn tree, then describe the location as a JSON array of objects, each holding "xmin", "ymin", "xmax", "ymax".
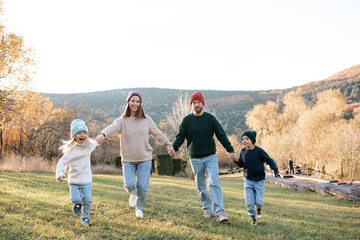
[
  {"xmin": 0, "ymin": 3, "xmax": 36, "ymax": 159},
  {"xmin": 245, "ymin": 89, "xmax": 360, "ymax": 181}
]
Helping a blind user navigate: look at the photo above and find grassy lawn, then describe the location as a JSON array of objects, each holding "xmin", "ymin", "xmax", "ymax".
[{"xmin": 0, "ymin": 172, "xmax": 359, "ymax": 240}]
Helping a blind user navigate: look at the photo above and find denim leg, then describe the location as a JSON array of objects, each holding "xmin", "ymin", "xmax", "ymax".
[
  {"xmin": 254, "ymin": 180, "xmax": 265, "ymax": 209},
  {"xmin": 190, "ymin": 157, "xmax": 212, "ymax": 213},
  {"xmin": 243, "ymin": 178, "xmax": 257, "ymax": 219},
  {"xmin": 123, "ymin": 160, "xmax": 152, "ymax": 211},
  {"xmin": 204, "ymin": 154, "xmax": 225, "ymax": 217},
  {"xmin": 135, "ymin": 160, "xmax": 152, "ymax": 211},
  {"xmin": 123, "ymin": 162, "xmax": 138, "ymax": 196},
  {"xmin": 70, "ymin": 185, "xmax": 82, "ymax": 204},
  {"xmin": 81, "ymin": 182, "xmax": 93, "ymax": 219}
]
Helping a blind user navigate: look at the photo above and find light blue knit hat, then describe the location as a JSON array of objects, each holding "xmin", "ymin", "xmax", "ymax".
[{"xmin": 70, "ymin": 119, "xmax": 88, "ymax": 138}]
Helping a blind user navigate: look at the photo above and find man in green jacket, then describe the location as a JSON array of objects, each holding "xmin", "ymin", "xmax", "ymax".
[{"xmin": 173, "ymin": 91, "xmax": 238, "ymax": 223}]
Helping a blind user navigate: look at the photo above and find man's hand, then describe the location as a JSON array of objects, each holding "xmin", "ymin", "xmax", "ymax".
[
  {"xmin": 275, "ymin": 172, "xmax": 280, "ymax": 178},
  {"xmin": 168, "ymin": 148, "xmax": 176, "ymax": 158},
  {"xmin": 230, "ymin": 152, "xmax": 239, "ymax": 162}
]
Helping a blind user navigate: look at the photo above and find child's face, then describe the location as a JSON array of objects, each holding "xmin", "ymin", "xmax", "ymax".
[
  {"xmin": 74, "ymin": 131, "xmax": 87, "ymax": 144},
  {"xmin": 242, "ymin": 135, "xmax": 254, "ymax": 149}
]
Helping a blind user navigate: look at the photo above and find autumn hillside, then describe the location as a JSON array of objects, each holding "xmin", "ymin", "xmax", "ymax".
[{"xmin": 44, "ymin": 64, "xmax": 360, "ymax": 135}]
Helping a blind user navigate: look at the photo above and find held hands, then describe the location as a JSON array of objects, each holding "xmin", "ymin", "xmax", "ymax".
[
  {"xmin": 230, "ymin": 152, "xmax": 239, "ymax": 162},
  {"xmin": 168, "ymin": 148, "xmax": 176, "ymax": 158},
  {"xmin": 95, "ymin": 134, "xmax": 105, "ymax": 144}
]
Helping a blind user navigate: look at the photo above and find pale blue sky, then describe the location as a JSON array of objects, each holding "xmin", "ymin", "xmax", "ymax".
[{"xmin": 2, "ymin": 0, "xmax": 360, "ymax": 93}]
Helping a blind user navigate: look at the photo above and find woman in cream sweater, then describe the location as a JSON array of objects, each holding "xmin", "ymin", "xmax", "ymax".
[{"xmin": 96, "ymin": 91, "xmax": 175, "ymax": 218}]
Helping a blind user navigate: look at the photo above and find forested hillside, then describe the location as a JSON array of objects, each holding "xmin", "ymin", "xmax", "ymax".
[{"xmin": 43, "ymin": 64, "xmax": 360, "ymax": 135}]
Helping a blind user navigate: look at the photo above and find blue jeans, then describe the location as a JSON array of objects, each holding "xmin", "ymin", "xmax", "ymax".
[
  {"xmin": 190, "ymin": 154, "xmax": 225, "ymax": 217},
  {"xmin": 122, "ymin": 160, "xmax": 152, "ymax": 211},
  {"xmin": 243, "ymin": 177, "xmax": 265, "ymax": 219},
  {"xmin": 70, "ymin": 182, "xmax": 92, "ymax": 219}
]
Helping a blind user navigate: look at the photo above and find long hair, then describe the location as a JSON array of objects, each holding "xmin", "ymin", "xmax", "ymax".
[{"xmin": 122, "ymin": 102, "xmax": 146, "ymax": 119}]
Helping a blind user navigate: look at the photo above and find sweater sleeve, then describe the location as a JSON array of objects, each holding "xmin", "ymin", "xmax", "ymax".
[
  {"xmin": 213, "ymin": 116, "xmax": 234, "ymax": 153},
  {"xmin": 101, "ymin": 117, "xmax": 122, "ymax": 137},
  {"xmin": 148, "ymin": 116, "xmax": 173, "ymax": 149},
  {"xmin": 261, "ymin": 148, "xmax": 279, "ymax": 175},
  {"xmin": 234, "ymin": 148, "xmax": 245, "ymax": 168},
  {"xmin": 173, "ymin": 118, "xmax": 187, "ymax": 151},
  {"xmin": 56, "ymin": 152, "xmax": 72, "ymax": 180}
]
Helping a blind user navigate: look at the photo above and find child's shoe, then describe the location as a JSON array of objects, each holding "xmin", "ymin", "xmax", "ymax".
[
  {"xmin": 81, "ymin": 218, "xmax": 90, "ymax": 226},
  {"xmin": 251, "ymin": 218, "xmax": 257, "ymax": 225},
  {"xmin": 256, "ymin": 208, "xmax": 262, "ymax": 219},
  {"xmin": 73, "ymin": 204, "xmax": 81, "ymax": 214}
]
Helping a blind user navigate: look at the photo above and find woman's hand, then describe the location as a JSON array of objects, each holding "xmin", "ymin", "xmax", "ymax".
[
  {"xmin": 95, "ymin": 134, "xmax": 105, "ymax": 144},
  {"xmin": 57, "ymin": 175, "xmax": 65, "ymax": 182}
]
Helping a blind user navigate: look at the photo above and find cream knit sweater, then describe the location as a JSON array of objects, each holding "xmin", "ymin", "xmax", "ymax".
[
  {"xmin": 101, "ymin": 115, "xmax": 173, "ymax": 162},
  {"xmin": 56, "ymin": 140, "xmax": 98, "ymax": 185}
]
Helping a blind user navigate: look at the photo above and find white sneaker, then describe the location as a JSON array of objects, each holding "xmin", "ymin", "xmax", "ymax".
[
  {"xmin": 136, "ymin": 209, "xmax": 144, "ymax": 218},
  {"xmin": 204, "ymin": 211, "xmax": 211, "ymax": 218},
  {"xmin": 216, "ymin": 213, "xmax": 229, "ymax": 223},
  {"xmin": 129, "ymin": 194, "xmax": 137, "ymax": 207}
]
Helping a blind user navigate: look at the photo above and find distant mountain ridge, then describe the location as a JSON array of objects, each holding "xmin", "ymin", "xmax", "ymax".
[{"xmin": 43, "ymin": 64, "xmax": 360, "ymax": 135}]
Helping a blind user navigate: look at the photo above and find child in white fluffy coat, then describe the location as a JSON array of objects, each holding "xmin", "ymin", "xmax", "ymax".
[{"xmin": 56, "ymin": 119, "xmax": 98, "ymax": 226}]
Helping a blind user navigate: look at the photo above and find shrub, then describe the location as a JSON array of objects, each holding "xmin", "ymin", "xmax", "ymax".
[
  {"xmin": 113, "ymin": 156, "xmax": 122, "ymax": 168},
  {"xmin": 153, "ymin": 154, "xmax": 173, "ymax": 175}
]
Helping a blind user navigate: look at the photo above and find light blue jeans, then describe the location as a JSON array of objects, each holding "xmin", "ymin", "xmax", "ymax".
[
  {"xmin": 122, "ymin": 160, "xmax": 152, "ymax": 211},
  {"xmin": 69, "ymin": 182, "xmax": 92, "ymax": 219},
  {"xmin": 190, "ymin": 154, "xmax": 225, "ymax": 217},
  {"xmin": 243, "ymin": 177, "xmax": 265, "ymax": 219}
]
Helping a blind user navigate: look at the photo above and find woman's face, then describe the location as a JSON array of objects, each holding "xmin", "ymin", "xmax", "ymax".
[{"xmin": 129, "ymin": 96, "xmax": 141, "ymax": 115}]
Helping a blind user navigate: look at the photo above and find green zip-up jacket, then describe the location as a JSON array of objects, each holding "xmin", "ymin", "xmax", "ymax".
[{"xmin": 173, "ymin": 112, "xmax": 234, "ymax": 158}]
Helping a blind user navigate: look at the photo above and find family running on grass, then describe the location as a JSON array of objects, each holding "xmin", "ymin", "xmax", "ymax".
[{"xmin": 56, "ymin": 91, "xmax": 279, "ymax": 226}]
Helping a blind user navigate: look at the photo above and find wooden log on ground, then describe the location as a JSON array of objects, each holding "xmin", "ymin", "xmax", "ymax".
[
  {"xmin": 325, "ymin": 185, "xmax": 360, "ymax": 203},
  {"xmin": 266, "ymin": 176, "xmax": 294, "ymax": 189},
  {"xmin": 308, "ymin": 183, "xmax": 329, "ymax": 195},
  {"xmin": 292, "ymin": 182, "xmax": 312, "ymax": 192},
  {"xmin": 266, "ymin": 175, "xmax": 360, "ymax": 202},
  {"xmin": 348, "ymin": 189, "xmax": 360, "ymax": 198}
]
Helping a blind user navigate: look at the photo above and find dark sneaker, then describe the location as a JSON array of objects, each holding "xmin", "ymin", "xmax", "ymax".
[
  {"xmin": 256, "ymin": 208, "xmax": 262, "ymax": 219},
  {"xmin": 73, "ymin": 204, "xmax": 81, "ymax": 214},
  {"xmin": 81, "ymin": 218, "xmax": 90, "ymax": 226},
  {"xmin": 251, "ymin": 218, "xmax": 257, "ymax": 225}
]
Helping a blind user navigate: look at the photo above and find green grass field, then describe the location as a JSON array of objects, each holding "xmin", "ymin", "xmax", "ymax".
[{"xmin": 0, "ymin": 172, "xmax": 359, "ymax": 240}]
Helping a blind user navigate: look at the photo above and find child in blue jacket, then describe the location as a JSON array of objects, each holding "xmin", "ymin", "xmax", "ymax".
[{"xmin": 234, "ymin": 130, "xmax": 279, "ymax": 225}]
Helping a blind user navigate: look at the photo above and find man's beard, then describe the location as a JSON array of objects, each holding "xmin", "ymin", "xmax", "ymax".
[{"xmin": 194, "ymin": 107, "xmax": 203, "ymax": 114}]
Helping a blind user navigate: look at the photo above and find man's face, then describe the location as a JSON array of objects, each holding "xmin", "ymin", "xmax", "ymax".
[{"xmin": 191, "ymin": 100, "xmax": 203, "ymax": 115}]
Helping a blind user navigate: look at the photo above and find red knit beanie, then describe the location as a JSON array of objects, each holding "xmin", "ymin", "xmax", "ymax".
[{"xmin": 190, "ymin": 92, "xmax": 205, "ymax": 105}]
